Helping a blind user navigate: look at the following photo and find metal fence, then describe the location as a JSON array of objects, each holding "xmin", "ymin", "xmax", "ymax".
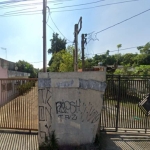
[
  {"xmin": 100, "ymin": 75, "xmax": 150, "ymax": 133},
  {"xmin": 0, "ymin": 78, "xmax": 38, "ymax": 132}
]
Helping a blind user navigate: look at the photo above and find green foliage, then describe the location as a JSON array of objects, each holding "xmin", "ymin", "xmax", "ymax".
[
  {"xmin": 117, "ymin": 44, "xmax": 122, "ymax": 49},
  {"xmin": 114, "ymin": 65, "xmax": 132, "ymax": 75},
  {"xmin": 133, "ymin": 65, "xmax": 150, "ymax": 75},
  {"xmin": 121, "ymin": 53, "xmax": 137, "ymax": 66},
  {"xmin": 137, "ymin": 42, "xmax": 150, "ymax": 54},
  {"xmin": 48, "ymin": 33, "xmax": 67, "ymax": 54},
  {"xmin": 47, "ymin": 41, "xmax": 150, "ymax": 75},
  {"xmin": 16, "ymin": 60, "xmax": 38, "ymax": 78},
  {"xmin": 17, "ymin": 81, "xmax": 35, "ymax": 95},
  {"xmin": 114, "ymin": 65, "xmax": 150, "ymax": 76},
  {"xmin": 39, "ymin": 131, "xmax": 59, "ymax": 150},
  {"xmin": 133, "ymin": 54, "xmax": 150, "ymax": 66},
  {"xmin": 88, "ymin": 50, "xmax": 116, "ymax": 67},
  {"xmin": 48, "ymin": 46, "xmax": 81, "ymax": 72}
]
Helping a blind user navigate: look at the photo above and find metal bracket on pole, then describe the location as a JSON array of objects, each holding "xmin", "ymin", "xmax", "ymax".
[{"xmin": 78, "ymin": 17, "xmax": 82, "ymax": 34}]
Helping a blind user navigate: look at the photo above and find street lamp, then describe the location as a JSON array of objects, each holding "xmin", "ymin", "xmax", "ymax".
[{"xmin": 1, "ymin": 47, "xmax": 7, "ymax": 60}]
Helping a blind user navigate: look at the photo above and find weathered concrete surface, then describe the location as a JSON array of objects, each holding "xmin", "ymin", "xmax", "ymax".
[{"xmin": 38, "ymin": 72, "xmax": 106, "ymax": 146}]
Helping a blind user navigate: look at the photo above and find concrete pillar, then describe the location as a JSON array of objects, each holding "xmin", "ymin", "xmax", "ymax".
[{"xmin": 38, "ymin": 71, "xmax": 106, "ymax": 146}]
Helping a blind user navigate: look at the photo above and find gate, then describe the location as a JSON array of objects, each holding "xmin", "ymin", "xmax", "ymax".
[
  {"xmin": 0, "ymin": 78, "xmax": 38, "ymax": 132},
  {"xmin": 100, "ymin": 75, "xmax": 150, "ymax": 133}
]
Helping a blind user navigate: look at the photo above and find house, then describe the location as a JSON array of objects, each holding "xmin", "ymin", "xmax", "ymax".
[
  {"xmin": 78, "ymin": 66, "xmax": 106, "ymax": 72},
  {"xmin": 0, "ymin": 58, "xmax": 30, "ymax": 106}
]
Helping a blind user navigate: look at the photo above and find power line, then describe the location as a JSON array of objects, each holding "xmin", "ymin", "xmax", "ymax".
[
  {"xmin": 50, "ymin": 0, "xmax": 105, "ymax": 9},
  {"xmin": 47, "ymin": 23, "xmax": 55, "ymax": 32},
  {"xmin": 0, "ymin": 0, "xmax": 139, "ymax": 17},
  {"xmin": 0, "ymin": 0, "xmax": 37, "ymax": 5},
  {"xmin": 51, "ymin": 0, "xmax": 139, "ymax": 13},
  {"xmin": 95, "ymin": 8, "xmax": 150, "ymax": 34},
  {"xmin": 86, "ymin": 46, "xmax": 143, "ymax": 56},
  {"xmin": 50, "ymin": 14, "xmax": 73, "ymax": 43},
  {"xmin": 1, "ymin": 0, "xmax": 138, "ymax": 14},
  {"xmin": 4, "ymin": 7, "xmax": 37, "ymax": 15},
  {"xmin": 0, "ymin": 0, "xmax": 73, "ymax": 9},
  {"xmin": 0, "ymin": 12, "xmax": 41, "ymax": 17}
]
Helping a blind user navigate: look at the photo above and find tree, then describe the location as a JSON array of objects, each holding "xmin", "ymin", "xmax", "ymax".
[
  {"xmin": 137, "ymin": 42, "xmax": 150, "ymax": 54},
  {"xmin": 48, "ymin": 33, "xmax": 67, "ymax": 54},
  {"xmin": 121, "ymin": 53, "xmax": 137, "ymax": 66},
  {"xmin": 48, "ymin": 46, "xmax": 75, "ymax": 72},
  {"xmin": 116, "ymin": 44, "xmax": 122, "ymax": 66},
  {"xmin": 16, "ymin": 60, "xmax": 37, "ymax": 78},
  {"xmin": 133, "ymin": 65, "xmax": 150, "ymax": 75},
  {"xmin": 90, "ymin": 51, "xmax": 116, "ymax": 67},
  {"xmin": 133, "ymin": 54, "xmax": 150, "ymax": 66}
]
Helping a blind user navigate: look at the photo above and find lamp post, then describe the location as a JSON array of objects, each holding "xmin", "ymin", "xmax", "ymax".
[{"xmin": 1, "ymin": 47, "xmax": 7, "ymax": 60}]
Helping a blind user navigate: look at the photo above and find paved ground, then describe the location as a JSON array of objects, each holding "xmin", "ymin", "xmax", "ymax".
[
  {"xmin": 0, "ymin": 132, "xmax": 38, "ymax": 150},
  {"xmin": 100, "ymin": 132, "xmax": 150, "ymax": 150}
]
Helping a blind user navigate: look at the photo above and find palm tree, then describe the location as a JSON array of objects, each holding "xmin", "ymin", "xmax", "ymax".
[{"xmin": 116, "ymin": 44, "xmax": 122, "ymax": 66}]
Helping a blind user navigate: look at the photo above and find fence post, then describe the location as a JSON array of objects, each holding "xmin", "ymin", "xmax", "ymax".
[
  {"xmin": 145, "ymin": 112, "xmax": 148, "ymax": 133},
  {"xmin": 116, "ymin": 75, "xmax": 120, "ymax": 132}
]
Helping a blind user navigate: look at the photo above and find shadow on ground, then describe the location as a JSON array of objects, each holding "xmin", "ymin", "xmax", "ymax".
[{"xmin": 99, "ymin": 132, "xmax": 150, "ymax": 150}]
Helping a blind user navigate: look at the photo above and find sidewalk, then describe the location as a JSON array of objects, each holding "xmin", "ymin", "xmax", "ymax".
[
  {"xmin": 0, "ymin": 132, "xmax": 38, "ymax": 150},
  {"xmin": 100, "ymin": 132, "xmax": 150, "ymax": 150}
]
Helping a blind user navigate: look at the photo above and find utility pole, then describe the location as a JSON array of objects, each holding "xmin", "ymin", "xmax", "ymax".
[
  {"xmin": 81, "ymin": 34, "xmax": 87, "ymax": 71},
  {"xmin": 74, "ymin": 17, "xmax": 82, "ymax": 72},
  {"xmin": 43, "ymin": 0, "xmax": 47, "ymax": 72}
]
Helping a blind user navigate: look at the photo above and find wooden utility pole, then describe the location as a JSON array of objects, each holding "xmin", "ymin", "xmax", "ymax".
[
  {"xmin": 81, "ymin": 34, "xmax": 85, "ymax": 71},
  {"xmin": 74, "ymin": 17, "xmax": 82, "ymax": 72},
  {"xmin": 43, "ymin": 0, "xmax": 47, "ymax": 72},
  {"xmin": 81, "ymin": 34, "xmax": 87, "ymax": 71}
]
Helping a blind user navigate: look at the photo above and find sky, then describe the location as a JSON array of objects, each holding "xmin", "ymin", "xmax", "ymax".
[{"xmin": 0, "ymin": 0, "xmax": 150, "ymax": 69}]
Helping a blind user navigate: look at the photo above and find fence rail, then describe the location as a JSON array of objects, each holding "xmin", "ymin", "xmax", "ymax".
[
  {"xmin": 100, "ymin": 75, "xmax": 150, "ymax": 133},
  {"xmin": 0, "ymin": 78, "xmax": 38, "ymax": 131}
]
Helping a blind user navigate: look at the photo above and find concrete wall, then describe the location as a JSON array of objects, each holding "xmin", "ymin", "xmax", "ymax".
[
  {"xmin": 0, "ymin": 58, "xmax": 8, "ymax": 69},
  {"xmin": 0, "ymin": 66, "xmax": 8, "ymax": 106},
  {"xmin": 0, "ymin": 66, "xmax": 8, "ymax": 78},
  {"xmin": 0, "ymin": 58, "xmax": 16, "ymax": 70},
  {"xmin": 38, "ymin": 71, "xmax": 107, "ymax": 146},
  {"xmin": 8, "ymin": 70, "xmax": 30, "ymax": 78}
]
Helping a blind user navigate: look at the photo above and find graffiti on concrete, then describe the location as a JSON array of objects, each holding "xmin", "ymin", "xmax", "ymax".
[
  {"xmin": 56, "ymin": 80, "xmax": 74, "ymax": 88},
  {"xmin": 80, "ymin": 102, "xmax": 100, "ymax": 123},
  {"xmin": 56, "ymin": 99, "xmax": 80, "ymax": 120},
  {"xmin": 38, "ymin": 78, "xmax": 51, "ymax": 88},
  {"xmin": 55, "ymin": 99, "xmax": 100, "ymax": 123},
  {"xmin": 39, "ymin": 123, "xmax": 51, "ymax": 139},
  {"xmin": 79, "ymin": 79, "xmax": 107, "ymax": 92},
  {"xmin": 38, "ymin": 78, "xmax": 105, "ymax": 141},
  {"xmin": 39, "ymin": 88, "xmax": 52, "ymax": 139}
]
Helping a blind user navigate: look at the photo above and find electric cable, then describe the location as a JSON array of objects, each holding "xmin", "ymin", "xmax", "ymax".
[
  {"xmin": 51, "ymin": 0, "xmax": 139, "ymax": 13},
  {"xmin": 50, "ymin": 14, "xmax": 73, "ymax": 43},
  {"xmin": 86, "ymin": 46, "xmax": 143, "ymax": 56},
  {"xmin": 95, "ymin": 8, "xmax": 150, "ymax": 34}
]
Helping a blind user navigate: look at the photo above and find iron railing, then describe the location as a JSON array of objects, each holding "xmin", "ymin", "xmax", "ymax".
[
  {"xmin": 0, "ymin": 78, "xmax": 38, "ymax": 131},
  {"xmin": 100, "ymin": 75, "xmax": 150, "ymax": 133}
]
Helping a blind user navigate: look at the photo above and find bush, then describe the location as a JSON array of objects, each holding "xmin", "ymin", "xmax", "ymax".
[
  {"xmin": 39, "ymin": 130, "xmax": 59, "ymax": 150},
  {"xmin": 17, "ymin": 81, "xmax": 35, "ymax": 95}
]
